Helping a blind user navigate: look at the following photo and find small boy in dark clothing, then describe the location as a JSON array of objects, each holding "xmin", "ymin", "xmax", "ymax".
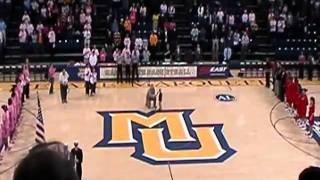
[{"xmin": 158, "ymin": 89, "xmax": 162, "ymax": 111}]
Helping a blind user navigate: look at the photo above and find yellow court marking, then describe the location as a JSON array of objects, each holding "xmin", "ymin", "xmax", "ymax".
[{"xmin": 0, "ymin": 79, "xmax": 319, "ymax": 92}]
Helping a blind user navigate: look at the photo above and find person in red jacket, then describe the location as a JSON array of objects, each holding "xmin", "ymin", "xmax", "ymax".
[
  {"xmin": 296, "ymin": 89, "xmax": 308, "ymax": 129},
  {"xmin": 285, "ymin": 75, "xmax": 294, "ymax": 110},
  {"xmin": 292, "ymin": 77, "xmax": 300, "ymax": 111},
  {"xmin": 307, "ymin": 97, "xmax": 315, "ymax": 137}
]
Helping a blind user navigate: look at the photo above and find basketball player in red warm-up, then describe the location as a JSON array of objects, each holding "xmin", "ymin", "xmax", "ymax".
[
  {"xmin": 307, "ymin": 97, "xmax": 315, "ymax": 137},
  {"xmin": 296, "ymin": 89, "xmax": 308, "ymax": 130},
  {"xmin": 285, "ymin": 75, "xmax": 294, "ymax": 114},
  {"xmin": 292, "ymin": 77, "xmax": 300, "ymax": 114}
]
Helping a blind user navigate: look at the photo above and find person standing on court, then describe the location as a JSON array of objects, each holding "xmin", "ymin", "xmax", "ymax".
[
  {"xmin": 131, "ymin": 47, "xmax": 140, "ymax": 85},
  {"xmin": 48, "ymin": 64, "xmax": 56, "ymax": 94},
  {"xmin": 70, "ymin": 141, "xmax": 83, "ymax": 180},
  {"xmin": 114, "ymin": 48, "xmax": 123, "ymax": 84},
  {"xmin": 123, "ymin": 48, "xmax": 131, "ymax": 83},
  {"xmin": 84, "ymin": 64, "xmax": 91, "ymax": 96},
  {"xmin": 59, "ymin": 69, "xmax": 69, "ymax": 104},
  {"xmin": 23, "ymin": 58, "xmax": 30, "ymax": 99},
  {"xmin": 157, "ymin": 89, "xmax": 163, "ymax": 111},
  {"xmin": 89, "ymin": 68, "xmax": 97, "ymax": 96}
]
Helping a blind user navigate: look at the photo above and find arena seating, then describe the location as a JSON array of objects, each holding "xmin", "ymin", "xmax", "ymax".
[{"xmin": 0, "ymin": 0, "xmax": 319, "ymax": 64}]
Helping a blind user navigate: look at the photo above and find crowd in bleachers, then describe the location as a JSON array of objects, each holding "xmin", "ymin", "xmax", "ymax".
[
  {"xmin": 19, "ymin": 0, "xmax": 94, "ymax": 55},
  {"xmin": 188, "ymin": 2, "xmax": 258, "ymax": 63}
]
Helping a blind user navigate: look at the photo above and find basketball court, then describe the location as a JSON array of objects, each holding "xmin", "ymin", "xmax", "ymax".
[{"xmin": 1, "ymin": 79, "xmax": 320, "ymax": 180}]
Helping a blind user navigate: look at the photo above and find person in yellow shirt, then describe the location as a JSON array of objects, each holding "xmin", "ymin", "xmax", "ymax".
[
  {"xmin": 124, "ymin": 16, "xmax": 132, "ymax": 33},
  {"xmin": 149, "ymin": 31, "xmax": 158, "ymax": 61}
]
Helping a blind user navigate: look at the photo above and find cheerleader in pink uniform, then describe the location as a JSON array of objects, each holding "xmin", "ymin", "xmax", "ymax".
[
  {"xmin": 1, "ymin": 105, "xmax": 10, "ymax": 151},
  {"xmin": 7, "ymin": 98, "xmax": 15, "ymax": 144}
]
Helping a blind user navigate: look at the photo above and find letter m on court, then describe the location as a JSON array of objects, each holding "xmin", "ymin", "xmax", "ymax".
[{"xmin": 95, "ymin": 110, "xmax": 236, "ymax": 165}]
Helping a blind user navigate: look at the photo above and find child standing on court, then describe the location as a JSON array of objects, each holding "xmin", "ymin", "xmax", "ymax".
[{"xmin": 158, "ymin": 89, "xmax": 162, "ymax": 111}]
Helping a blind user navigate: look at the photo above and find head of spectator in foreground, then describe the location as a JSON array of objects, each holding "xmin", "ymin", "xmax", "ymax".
[
  {"xmin": 13, "ymin": 141, "xmax": 78, "ymax": 180},
  {"xmin": 13, "ymin": 142, "xmax": 78, "ymax": 180},
  {"xmin": 299, "ymin": 166, "xmax": 320, "ymax": 180}
]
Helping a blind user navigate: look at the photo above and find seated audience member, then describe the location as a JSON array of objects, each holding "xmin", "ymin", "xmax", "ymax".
[{"xmin": 13, "ymin": 142, "xmax": 78, "ymax": 180}]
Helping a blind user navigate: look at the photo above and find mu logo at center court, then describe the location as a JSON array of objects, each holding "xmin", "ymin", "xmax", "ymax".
[{"xmin": 95, "ymin": 110, "xmax": 236, "ymax": 165}]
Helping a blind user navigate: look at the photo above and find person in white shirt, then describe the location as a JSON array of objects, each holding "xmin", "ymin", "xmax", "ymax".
[
  {"xmin": 89, "ymin": 45, "xmax": 99, "ymax": 67},
  {"xmin": 83, "ymin": 45, "xmax": 91, "ymax": 63},
  {"xmin": 114, "ymin": 48, "xmax": 123, "ymax": 83},
  {"xmin": 269, "ymin": 17, "xmax": 277, "ymax": 33},
  {"xmin": 84, "ymin": 64, "xmax": 91, "ymax": 95},
  {"xmin": 160, "ymin": 1, "xmax": 167, "ymax": 16},
  {"xmin": 26, "ymin": 23, "xmax": 34, "ymax": 36},
  {"xmin": 241, "ymin": 10, "xmax": 249, "ymax": 25},
  {"xmin": 22, "ymin": 11, "xmax": 30, "ymax": 23},
  {"xmin": 79, "ymin": 9, "xmax": 86, "ymax": 25},
  {"xmin": 140, "ymin": 3, "xmax": 147, "ymax": 18},
  {"xmin": 84, "ymin": 22, "xmax": 91, "ymax": 31},
  {"xmin": 123, "ymin": 34, "xmax": 131, "ymax": 49},
  {"xmin": 217, "ymin": 8, "xmax": 224, "ymax": 24},
  {"xmin": 19, "ymin": 22, "xmax": 27, "ymax": 31},
  {"xmin": 131, "ymin": 47, "xmax": 140, "ymax": 84},
  {"xmin": 197, "ymin": 3, "xmax": 204, "ymax": 17},
  {"xmin": 59, "ymin": 69, "xmax": 69, "ymax": 103},
  {"xmin": 135, "ymin": 37, "xmax": 143, "ymax": 51},
  {"xmin": 36, "ymin": 22, "xmax": 44, "ymax": 33},
  {"xmin": 83, "ymin": 29, "xmax": 91, "ymax": 46},
  {"xmin": 122, "ymin": 48, "xmax": 131, "ymax": 83},
  {"xmin": 227, "ymin": 14, "xmax": 235, "ymax": 27},
  {"xmin": 85, "ymin": 13, "xmax": 92, "ymax": 24},
  {"xmin": 168, "ymin": 3, "xmax": 175, "ymax": 18},
  {"xmin": 89, "ymin": 68, "xmax": 97, "ymax": 96},
  {"xmin": 248, "ymin": 10, "xmax": 256, "ymax": 25},
  {"xmin": 48, "ymin": 27, "xmax": 56, "ymax": 55},
  {"xmin": 241, "ymin": 32, "xmax": 250, "ymax": 61}
]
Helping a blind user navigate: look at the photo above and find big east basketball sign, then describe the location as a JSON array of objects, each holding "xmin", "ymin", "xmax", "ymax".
[{"xmin": 95, "ymin": 110, "xmax": 236, "ymax": 165}]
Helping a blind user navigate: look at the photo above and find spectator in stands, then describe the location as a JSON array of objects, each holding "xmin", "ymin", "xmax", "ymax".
[
  {"xmin": 99, "ymin": 47, "xmax": 107, "ymax": 63},
  {"xmin": 124, "ymin": 16, "xmax": 132, "ymax": 34},
  {"xmin": 168, "ymin": 3, "xmax": 175, "ymax": 18},
  {"xmin": 22, "ymin": 11, "xmax": 31, "ymax": 23},
  {"xmin": 0, "ymin": 17, "xmax": 6, "ymax": 45},
  {"xmin": 83, "ymin": 28, "xmax": 91, "ymax": 46},
  {"xmin": 111, "ymin": 18, "xmax": 119, "ymax": 33},
  {"xmin": 223, "ymin": 35, "xmax": 233, "ymax": 64},
  {"xmin": 142, "ymin": 48, "xmax": 151, "ymax": 63},
  {"xmin": 190, "ymin": 24, "xmax": 199, "ymax": 50},
  {"xmin": 241, "ymin": 9, "xmax": 249, "ymax": 28},
  {"xmin": 212, "ymin": 34, "xmax": 219, "ymax": 61},
  {"xmin": 140, "ymin": 3, "xmax": 147, "ymax": 22},
  {"xmin": 83, "ymin": 45, "xmax": 91, "ymax": 64},
  {"xmin": 0, "ymin": 29, "xmax": 3, "ymax": 62},
  {"xmin": 195, "ymin": 44, "xmax": 202, "ymax": 62},
  {"xmin": 149, "ymin": 31, "xmax": 158, "ymax": 61},
  {"xmin": 241, "ymin": 31, "xmax": 250, "ymax": 61},
  {"xmin": 19, "ymin": 29, "xmax": 27, "ymax": 56},
  {"xmin": 160, "ymin": 1, "xmax": 167, "ymax": 17},
  {"xmin": 48, "ymin": 27, "xmax": 56, "ymax": 56},
  {"xmin": 89, "ymin": 45, "xmax": 99, "ymax": 67},
  {"xmin": 124, "ymin": 34, "xmax": 131, "ymax": 49},
  {"xmin": 13, "ymin": 142, "xmax": 78, "ymax": 180},
  {"xmin": 248, "ymin": 10, "xmax": 256, "ymax": 26}
]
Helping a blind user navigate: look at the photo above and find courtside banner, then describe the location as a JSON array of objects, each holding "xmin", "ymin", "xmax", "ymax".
[
  {"xmin": 197, "ymin": 64, "xmax": 229, "ymax": 78},
  {"xmin": 99, "ymin": 66, "xmax": 197, "ymax": 79}
]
